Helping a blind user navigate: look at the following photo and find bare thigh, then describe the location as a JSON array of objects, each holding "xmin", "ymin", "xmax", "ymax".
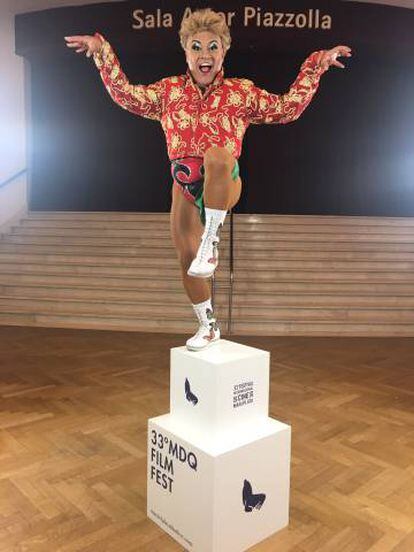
[{"xmin": 170, "ymin": 184, "xmax": 204, "ymax": 263}]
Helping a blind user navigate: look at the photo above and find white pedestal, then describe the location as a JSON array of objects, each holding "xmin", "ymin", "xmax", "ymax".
[
  {"xmin": 170, "ymin": 340, "xmax": 270, "ymax": 436},
  {"xmin": 147, "ymin": 339, "xmax": 291, "ymax": 552}
]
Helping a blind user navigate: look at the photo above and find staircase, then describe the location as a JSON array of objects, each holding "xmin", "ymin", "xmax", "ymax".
[{"xmin": 0, "ymin": 211, "xmax": 414, "ymax": 336}]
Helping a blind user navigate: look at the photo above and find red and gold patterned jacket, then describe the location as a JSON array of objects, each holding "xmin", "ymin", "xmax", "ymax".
[{"xmin": 93, "ymin": 33, "xmax": 326, "ymax": 160}]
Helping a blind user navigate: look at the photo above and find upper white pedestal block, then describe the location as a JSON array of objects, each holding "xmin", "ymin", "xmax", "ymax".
[{"xmin": 170, "ymin": 339, "xmax": 270, "ymax": 436}]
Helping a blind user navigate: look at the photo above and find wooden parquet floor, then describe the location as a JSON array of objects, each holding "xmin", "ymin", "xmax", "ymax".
[{"xmin": 0, "ymin": 326, "xmax": 413, "ymax": 552}]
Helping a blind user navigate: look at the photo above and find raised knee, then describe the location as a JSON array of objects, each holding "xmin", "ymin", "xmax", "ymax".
[{"xmin": 203, "ymin": 146, "xmax": 233, "ymax": 173}]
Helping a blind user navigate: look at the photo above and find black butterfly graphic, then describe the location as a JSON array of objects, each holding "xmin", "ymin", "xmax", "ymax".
[
  {"xmin": 185, "ymin": 378, "xmax": 198, "ymax": 406},
  {"xmin": 242, "ymin": 479, "xmax": 266, "ymax": 512}
]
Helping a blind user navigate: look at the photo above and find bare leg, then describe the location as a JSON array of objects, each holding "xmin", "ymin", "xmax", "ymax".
[
  {"xmin": 170, "ymin": 183, "xmax": 220, "ymax": 350},
  {"xmin": 170, "ymin": 183, "xmax": 211, "ymax": 304},
  {"xmin": 203, "ymin": 146, "xmax": 242, "ymax": 210},
  {"xmin": 187, "ymin": 147, "xmax": 242, "ymax": 279}
]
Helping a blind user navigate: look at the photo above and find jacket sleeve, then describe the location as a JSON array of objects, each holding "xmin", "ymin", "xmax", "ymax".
[
  {"xmin": 245, "ymin": 51, "xmax": 326, "ymax": 125},
  {"xmin": 92, "ymin": 33, "xmax": 166, "ymax": 121}
]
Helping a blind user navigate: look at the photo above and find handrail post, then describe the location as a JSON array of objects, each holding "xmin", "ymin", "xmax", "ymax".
[{"xmin": 227, "ymin": 209, "xmax": 234, "ymax": 335}]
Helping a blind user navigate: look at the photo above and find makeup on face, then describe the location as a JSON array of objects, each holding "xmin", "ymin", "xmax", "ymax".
[{"xmin": 185, "ymin": 31, "xmax": 225, "ymax": 88}]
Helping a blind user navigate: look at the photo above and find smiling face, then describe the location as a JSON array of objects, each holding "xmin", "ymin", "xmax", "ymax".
[{"xmin": 185, "ymin": 31, "xmax": 225, "ymax": 88}]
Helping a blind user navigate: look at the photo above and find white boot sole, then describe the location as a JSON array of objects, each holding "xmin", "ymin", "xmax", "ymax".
[
  {"xmin": 187, "ymin": 265, "xmax": 217, "ymax": 279},
  {"xmin": 186, "ymin": 335, "xmax": 220, "ymax": 352}
]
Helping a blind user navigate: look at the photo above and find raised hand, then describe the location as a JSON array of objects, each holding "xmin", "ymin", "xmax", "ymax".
[
  {"xmin": 319, "ymin": 45, "xmax": 352, "ymax": 71},
  {"xmin": 64, "ymin": 34, "xmax": 102, "ymax": 58}
]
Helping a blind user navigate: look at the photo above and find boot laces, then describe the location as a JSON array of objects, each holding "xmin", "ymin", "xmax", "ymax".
[{"xmin": 199, "ymin": 220, "xmax": 219, "ymax": 262}]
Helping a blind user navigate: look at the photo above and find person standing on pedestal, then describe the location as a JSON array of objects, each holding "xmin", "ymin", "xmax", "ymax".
[{"xmin": 65, "ymin": 8, "xmax": 352, "ymax": 351}]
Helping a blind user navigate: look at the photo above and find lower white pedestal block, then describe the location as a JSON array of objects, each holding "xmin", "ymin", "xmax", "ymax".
[{"xmin": 147, "ymin": 413, "xmax": 291, "ymax": 552}]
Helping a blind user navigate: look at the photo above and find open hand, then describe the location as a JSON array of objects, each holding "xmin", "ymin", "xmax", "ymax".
[
  {"xmin": 64, "ymin": 34, "xmax": 102, "ymax": 57},
  {"xmin": 319, "ymin": 46, "xmax": 352, "ymax": 71}
]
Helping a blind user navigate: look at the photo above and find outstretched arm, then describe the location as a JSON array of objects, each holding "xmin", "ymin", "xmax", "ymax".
[
  {"xmin": 65, "ymin": 33, "xmax": 165, "ymax": 121},
  {"xmin": 246, "ymin": 45, "xmax": 352, "ymax": 125}
]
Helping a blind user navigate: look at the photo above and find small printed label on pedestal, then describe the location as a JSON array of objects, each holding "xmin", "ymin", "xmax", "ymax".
[
  {"xmin": 242, "ymin": 479, "xmax": 266, "ymax": 512},
  {"xmin": 233, "ymin": 381, "xmax": 254, "ymax": 408},
  {"xmin": 149, "ymin": 508, "xmax": 194, "ymax": 549},
  {"xmin": 184, "ymin": 377, "xmax": 199, "ymax": 405},
  {"xmin": 150, "ymin": 428, "xmax": 198, "ymax": 495}
]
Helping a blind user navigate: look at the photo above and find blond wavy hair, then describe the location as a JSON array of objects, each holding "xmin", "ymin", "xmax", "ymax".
[{"xmin": 179, "ymin": 8, "xmax": 231, "ymax": 52}]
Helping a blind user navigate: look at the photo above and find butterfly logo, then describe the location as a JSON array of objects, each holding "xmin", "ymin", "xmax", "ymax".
[
  {"xmin": 242, "ymin": 479, "xmax": 266, "ymax": 512},
  {"xmin": 185, "ymin": 378, "xmax": 199, "ymax": 406}
]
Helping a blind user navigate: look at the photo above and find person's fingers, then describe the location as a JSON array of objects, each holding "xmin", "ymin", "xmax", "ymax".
[
  {"xmin": 64, "ymin": 35, "xmax": 85, "ymax": 42},
  {"xmin": 66, "ymin": 41, "xmax": 83, "ymax": 48},
  {"xmin": 75, "ymin": 47, "xmax": 87, "ymax": 53},
  {"xmin": 338, "ymin": 46, "xmax": 352, "ymax": 56}
]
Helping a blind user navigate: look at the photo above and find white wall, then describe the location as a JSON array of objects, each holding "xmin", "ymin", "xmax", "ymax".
[
  {"xmin": 0, "ymin": 175, "xmax": 27, "ymax": 235},
  {"xmin": 0, "ymin": 0, "xmax": 28, "ymax": 231}
]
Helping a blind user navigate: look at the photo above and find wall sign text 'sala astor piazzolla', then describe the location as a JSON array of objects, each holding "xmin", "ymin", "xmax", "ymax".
[{"xmin": 132, "ymin": 7, "xmax": 333, "ymax": 30}]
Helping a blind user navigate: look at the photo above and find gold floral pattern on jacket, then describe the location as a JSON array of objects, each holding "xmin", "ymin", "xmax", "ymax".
[{"xmin": 93, "ymin": 33, "xmax": 325, "ymax": 160}]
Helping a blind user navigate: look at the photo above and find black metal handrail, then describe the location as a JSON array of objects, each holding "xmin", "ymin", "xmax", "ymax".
[
  {"xmin": 227, "ymin": 209, "xmax": 234, "ymax": 335},
  {"xmin": 0, "ymin": 169, "xmax": 27, "ymax": 190}
]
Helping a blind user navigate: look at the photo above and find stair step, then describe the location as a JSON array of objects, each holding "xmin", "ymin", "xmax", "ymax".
[
  {"xmin": 0, "ymin": 259, "xmax": 410, "ymax": 274},
  {"xmin": 26, "ymin": 211, "xmax": 171, "ymax": 222},
  {"xmin": 1, "ymin": 211, "xmax": 414, "ymax": 337},
  {"xmin": 232, "ymin": 321, "xmax": 414, "ymax": 337},
  {"xmin": 233, "ymin": 270, "xmax": 414, "ymax": 283},
  {"xmin": 231, "ymin": 306, "xmax": 414, "ymax": 323},
  {"xmin": 234, "ymin": 259, "xmax": 414, "ymax": 271},
  {"xmin": 0, "ymin": 243, "xmax": 182, "ymax": 256},
  {"xmin": 0, "ymin": 312, "xmax": 411, "ymax": 337},
  {"xmin": 15, "ymin": 221, "xmax": 414, "ymax": 237},
  {"xmin": 2, "ymin": 250, "xmax": 414, "ymax": 263},
  {"xmin": 3, "ymin": 285, "xmax": 411, "ymax": 307},
  {"xmin": 2, "ymin": 235, "xmax": 230, "ymax": 247},
  {"xmin": 0, "ymin": 298, "xmax": 228, "ymax": 318},
  {"xmin": 0, "ymin": 312, "xmax": 202, "ymax": 333},
  {"xmin": 4, "ymin": 235, "xmax": 414, "ymax": 253},
  {"xmin": 10, "ymin": 226, "xmax": 226, "ymax": 239},
  {"xmin": 10, "ymin": 225, "xmax": 414, "ymax": 243},
  {"xmin": 0, "ymin": 253, "xmax": 182, "ymax": 267},
  {"xmin": 232, "ymin": 294, "xmax": 414, "ymax": 308},
  {"xmin": 0, "ymin": 262, "xmax": 187, "ymax": 278},
  {"xmin": 233, "ymin": 281, "xmax": 414, "ymax": 294},
  {"xmin": 21, "ymin": 220, "xmax": 174, "ymax": 230},
  {"xmin": 0, "ymin": 268, "xmax": 410, "ymax": 284},
  {"xmin": 0, "ymin": 273, "xmax": 227, "ymax": 290},
  {"xmin": 3, "ymin": 244, "xmax": 414, "ymax": 261},
  {"xmin": 26, "ymin": 211, "xmax": 414, "ymax": 227},
  {"xmin": 0, "ymin": 298, "xmax": 412, "ymax": 322},
  {"xmin": 0, "ymin": 285, "xmax": 227, "ymax": 304}
]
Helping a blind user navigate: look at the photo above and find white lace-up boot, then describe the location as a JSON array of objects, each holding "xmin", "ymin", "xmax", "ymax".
[
  {"xmin": 186, "ymin": 298, "xmax": 220, "ymax": 351},
  {"xmin": 187, "ymin": 207, "xmax": 226, "ymax": 279}
]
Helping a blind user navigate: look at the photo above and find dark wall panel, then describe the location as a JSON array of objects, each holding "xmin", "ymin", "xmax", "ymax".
[{"xmin": 16, "ymin": 0, "xmax": 414, "ymax": 215}]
